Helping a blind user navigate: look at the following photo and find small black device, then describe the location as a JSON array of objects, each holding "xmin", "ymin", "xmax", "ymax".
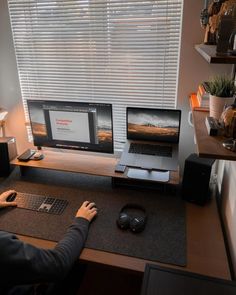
[
  {"xmin": 141, "ymin": 264, "xmax": 236, "ymax": 295},
  {"xmin": 205, "ymin": 116, "xmax": 220, "ymax": 136},
  {"xmin": 15, "ymin": 192, "xmax": 68, "ymax": 215},
  {"xmin": 117, "ymin": 203, "xmax": 147, "ymax": 233},
  {"xmin": 0, "ymin": 137, "xmax": 17, "ymax": 176},
  {"xmin": 6, "ymin": 192, "xmax": 17, "ymax": 202},
  {"xmin": 182, "ymin": 154, "xmax": 215, "ymax": 206},
  {"xmin": 114, "ymin": 163, "xmax": 126, "ymax": 173},
  {"xmin": 17, "ymin": 149, "xmax": 36, "ymax": 162}
]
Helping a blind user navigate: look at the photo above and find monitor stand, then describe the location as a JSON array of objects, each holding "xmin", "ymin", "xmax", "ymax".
[{"xmin": 127, "ymin": 168, "xmax": 170, "ymax": 182}]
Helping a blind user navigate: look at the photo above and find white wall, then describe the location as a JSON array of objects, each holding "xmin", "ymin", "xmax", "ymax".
[
  {"xmin": 0, "ymin": 0, "xmax": 32, "ymax": 153},
  {"xmin": 1, "ymin": 0, "xmax": 236, "ymax": 275}
]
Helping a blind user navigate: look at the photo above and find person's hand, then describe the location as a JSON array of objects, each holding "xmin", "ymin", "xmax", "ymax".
[
  {"xmin": 0, "ymin": 190, "xmax": 17, "ymax": 208},
  {"xmin": 75, "ymin": 201, "xmax": 97, "ymax": 222}
]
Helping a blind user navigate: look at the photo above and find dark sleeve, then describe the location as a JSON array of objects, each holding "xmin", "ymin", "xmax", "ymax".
[{"xmin": 0, "ymin": 217, "xmax": 89, "ymax": 285}]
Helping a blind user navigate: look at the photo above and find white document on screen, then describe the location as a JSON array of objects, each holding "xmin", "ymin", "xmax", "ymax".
[{"xmin": 49, "ymin": 110, "xmax": 90, "ymax": 142}]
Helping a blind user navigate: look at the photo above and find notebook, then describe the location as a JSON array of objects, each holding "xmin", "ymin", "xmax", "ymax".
[{"xmin": 119, "ymin": 107, "xmax": 181, "ymax": 171}]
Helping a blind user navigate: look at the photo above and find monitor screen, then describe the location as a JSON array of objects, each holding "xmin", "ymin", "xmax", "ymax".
[
  {"xmin": 127, "ymin": 107, "xmax": 181, "ymax": 143},
  {"xmin": 27, "ymin": 100, "xmax": 113, "ymax": 153}
]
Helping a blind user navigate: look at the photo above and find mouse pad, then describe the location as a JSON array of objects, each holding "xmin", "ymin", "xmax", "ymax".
[{"xmin": 0, "ymin": 167, "xmax": 186, "ymax": 266}]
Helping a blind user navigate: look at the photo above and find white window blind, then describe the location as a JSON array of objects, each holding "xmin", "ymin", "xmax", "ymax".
[{"xmin": 8, "ymin": 0, "xmax": 183, "ymax": 150}]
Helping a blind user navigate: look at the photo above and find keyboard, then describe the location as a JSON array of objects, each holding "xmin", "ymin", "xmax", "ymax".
[
  {"xmin": 129, "ymin": 143, "xmax": 172, "ymax": 157},
  {"xmin": 15, "ymin": 192, "xmax": 68, "ymax": 215}
]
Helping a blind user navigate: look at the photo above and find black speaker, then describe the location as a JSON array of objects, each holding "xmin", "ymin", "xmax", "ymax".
[
  {"xmin": 182, "ymin": 153, "xmax": 215, "ymax": 206},
  {"xmin": 0, "ymin": 137, "xmax": 17, "ymax": 177}
]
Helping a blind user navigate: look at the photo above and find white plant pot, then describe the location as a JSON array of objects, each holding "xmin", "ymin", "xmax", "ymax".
[{"xmin": 209, "ymin": 95, "xmax": 235, "ymax": 120}]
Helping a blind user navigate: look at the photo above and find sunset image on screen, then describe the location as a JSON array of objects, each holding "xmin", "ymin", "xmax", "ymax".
[
  {"xmin": 127, "ymin": 108, "xmax": 180, "ymax": 142},
  {"xmin": 97, "ymin": 109, "xmax": 113, "ymax": 145},
  {"xmin": 128, "ymin": 123, "xmax": 178, "ymax": 138},
  {"xmin": 31, "ymin": 122, "xmax": 47, "ymax": 137}
]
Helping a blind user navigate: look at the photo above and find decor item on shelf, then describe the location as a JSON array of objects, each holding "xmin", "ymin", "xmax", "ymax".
[
  {"xmin": 203, "ymin": 0, "xmax": 226, "ymax": 45},
  {"xmin": 200, "ymin": 0, "xmax": 210, "ymax": 29},
  {"xmin": 216, "ymin": 1, "xmax": 236, "ymax": 55},
  {"xmin": 197, "ymin": 81, "xmax": 210, "ymax": 108},
  {"xmin": 203, "ymin": 0, "xmax": 236, "ymax": 46},
  {"xmin": 228, "ymin": 28, "xmax": 236, "ymax": 55},
  {"xmin": 219, "ymin": 99, "xmax": 236, "ymax": 151},
  {"xmin": 207, "ymin": 75, "xmax": 236, "ymax": 120}
]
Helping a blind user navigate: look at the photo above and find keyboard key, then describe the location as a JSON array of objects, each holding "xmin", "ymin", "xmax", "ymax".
[
  {"xmin": 15, "ymin": 193, "xmax": 68, "ymax": 215},
  {"xmin": 129, "ymin": 143, "xmax": 172, "ymax": 157}
]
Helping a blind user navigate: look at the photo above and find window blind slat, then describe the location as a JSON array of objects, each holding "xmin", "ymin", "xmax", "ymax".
[{"xmin": 8, "ymin": 0, "xmax": 183, "ymax": 151}]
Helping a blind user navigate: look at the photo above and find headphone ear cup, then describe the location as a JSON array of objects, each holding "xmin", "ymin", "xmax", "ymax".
[
  {"xmin": 117, "ymin": 212, "xmax": 130, "ymax": 230},
  {"xmin": 130, "ymin": 216, "xmax": 146, "ymax": 233}
]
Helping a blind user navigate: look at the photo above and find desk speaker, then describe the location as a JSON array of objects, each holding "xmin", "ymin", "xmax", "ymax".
[
  {"xmin": 181, "ymin": 153, "xmax": 215, "ymax": 205},
  {"xmin": 0, "ymin": 137, "xmax": 17, "ymax": 177}
]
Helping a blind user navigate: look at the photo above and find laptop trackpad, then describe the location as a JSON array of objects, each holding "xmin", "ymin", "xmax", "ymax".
[
  {"xmin": 138, "ymin": 154, "xmax": 163, "ymax": 170},
  {"xmin": 127, "ymin": 168, "xmax": 170, "ymax": 182}
]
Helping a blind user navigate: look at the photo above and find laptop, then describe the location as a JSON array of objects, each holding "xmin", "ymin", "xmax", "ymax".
[{"xmin": 119, "ymin": 107, "xmax": 181, "ymax": 171}]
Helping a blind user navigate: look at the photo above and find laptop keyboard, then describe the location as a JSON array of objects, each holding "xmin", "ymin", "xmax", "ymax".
[
  {"xmin": 16, "ymin": 192, "xmax": 68, "ymax": 215},
  {"xmin": 129, "ymin": 143, "xmax": 172, "ymax": 157}
]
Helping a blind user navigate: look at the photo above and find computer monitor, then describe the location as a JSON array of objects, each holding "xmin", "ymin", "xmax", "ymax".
[{"xmin": 27, "ymin": 100, "xmax": 113, "ymax": 154}]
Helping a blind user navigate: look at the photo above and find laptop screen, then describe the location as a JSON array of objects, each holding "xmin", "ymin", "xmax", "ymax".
[{"xmin": 126, "ymin": 107, "xmax": 181, "ymax": 143}]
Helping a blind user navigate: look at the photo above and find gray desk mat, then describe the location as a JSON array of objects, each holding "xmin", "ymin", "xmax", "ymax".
[{"xmin": 0, "ymin": 167, "xmax": 186, "ymax": 266}]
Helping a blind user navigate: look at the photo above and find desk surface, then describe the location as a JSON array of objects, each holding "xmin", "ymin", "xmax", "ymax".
[
  {"xmin": 17, "ymin": 194, "xmax": 231, "ymax": 280},
  {"xmin": 11, "ymin": 150, "xmax": 230, "ymax": 280}
]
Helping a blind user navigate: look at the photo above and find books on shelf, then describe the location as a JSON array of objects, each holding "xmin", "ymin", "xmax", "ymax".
[
  {"xmin": 197, "ymin": 81, "xmax": 210, "ymax": 108},
  {"xmin": 189, "ymin": 94, "xmax": 209, "ymax": 112}
]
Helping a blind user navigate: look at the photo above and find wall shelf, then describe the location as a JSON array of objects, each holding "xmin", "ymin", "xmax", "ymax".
[
  {"xmin": 192, "ymin": 44, "xmax": 236, "ymax": 160},
  {"xmin": 195, "ymin": 44, "xmax": 236, "ymax": 64}
]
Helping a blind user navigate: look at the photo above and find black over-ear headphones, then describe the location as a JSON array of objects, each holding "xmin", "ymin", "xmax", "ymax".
[{"xmin": 116, "ymin": 204, "xmax": 147, "ymax": 233}]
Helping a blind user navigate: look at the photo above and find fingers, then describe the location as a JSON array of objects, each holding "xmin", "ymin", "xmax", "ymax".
[
  {"xmin": 87, "ymin": 202, "xmax": 96, "ymax": 209},
  {"xmin": 82, "ymin": 201, "xmax": 96, "ymax": 209},
  {"xmin": 76, "ymin": 201, "xmax": 98, "ymax": 222},
  {"xmin": 0, "ymin": 190, "xmax": 16, "ymax": 201},
  {"xmin": 0, "ymin": 201, "xmax": 17, "ymax": 208},
  {"xmin": 4, "ymin": 190, "xmax": 16, "ymax": 194},
  {"xmin": 82, "ymin": 201, "xmax": 90, "ymax": 207},
  {"xmin": 90, "ymin": 210, "xmax": 97, "ymax": 218}
]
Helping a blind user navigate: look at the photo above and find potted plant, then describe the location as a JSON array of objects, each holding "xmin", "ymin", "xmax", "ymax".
[{"xmin": 208, "ymin": 75, "xmax": 236, "ymax": 120}]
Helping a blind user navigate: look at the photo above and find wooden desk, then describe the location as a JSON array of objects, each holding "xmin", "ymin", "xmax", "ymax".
[
  {"xmin": 11, "ymin": 150, "xmax": 230, "ymax": 280},
  {"xmin": 11, "ymin": 150, "xmax": 179, "ymax": 185},
  {"xmin": 17, "ymin": 194, "xmax": 231, "ymax": 280}
]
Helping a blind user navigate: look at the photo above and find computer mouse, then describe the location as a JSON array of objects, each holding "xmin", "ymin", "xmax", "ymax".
[
  {"xmin": 86, "ymin": 202, "xmax": 97, "ymax": 209},
  {"xmin": 6, "ymin": 192, "xmax": 17, "ymax": 202}
]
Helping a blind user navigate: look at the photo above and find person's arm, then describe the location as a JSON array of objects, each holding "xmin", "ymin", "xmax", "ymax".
[{"xmin": 0, "ymin": 200, "xmax": 97, "ymax": 285}]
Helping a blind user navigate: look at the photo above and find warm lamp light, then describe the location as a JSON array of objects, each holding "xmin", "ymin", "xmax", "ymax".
[{"xmin": 0, "ymin": 108, "xmax": 8, "ymax": 137}]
